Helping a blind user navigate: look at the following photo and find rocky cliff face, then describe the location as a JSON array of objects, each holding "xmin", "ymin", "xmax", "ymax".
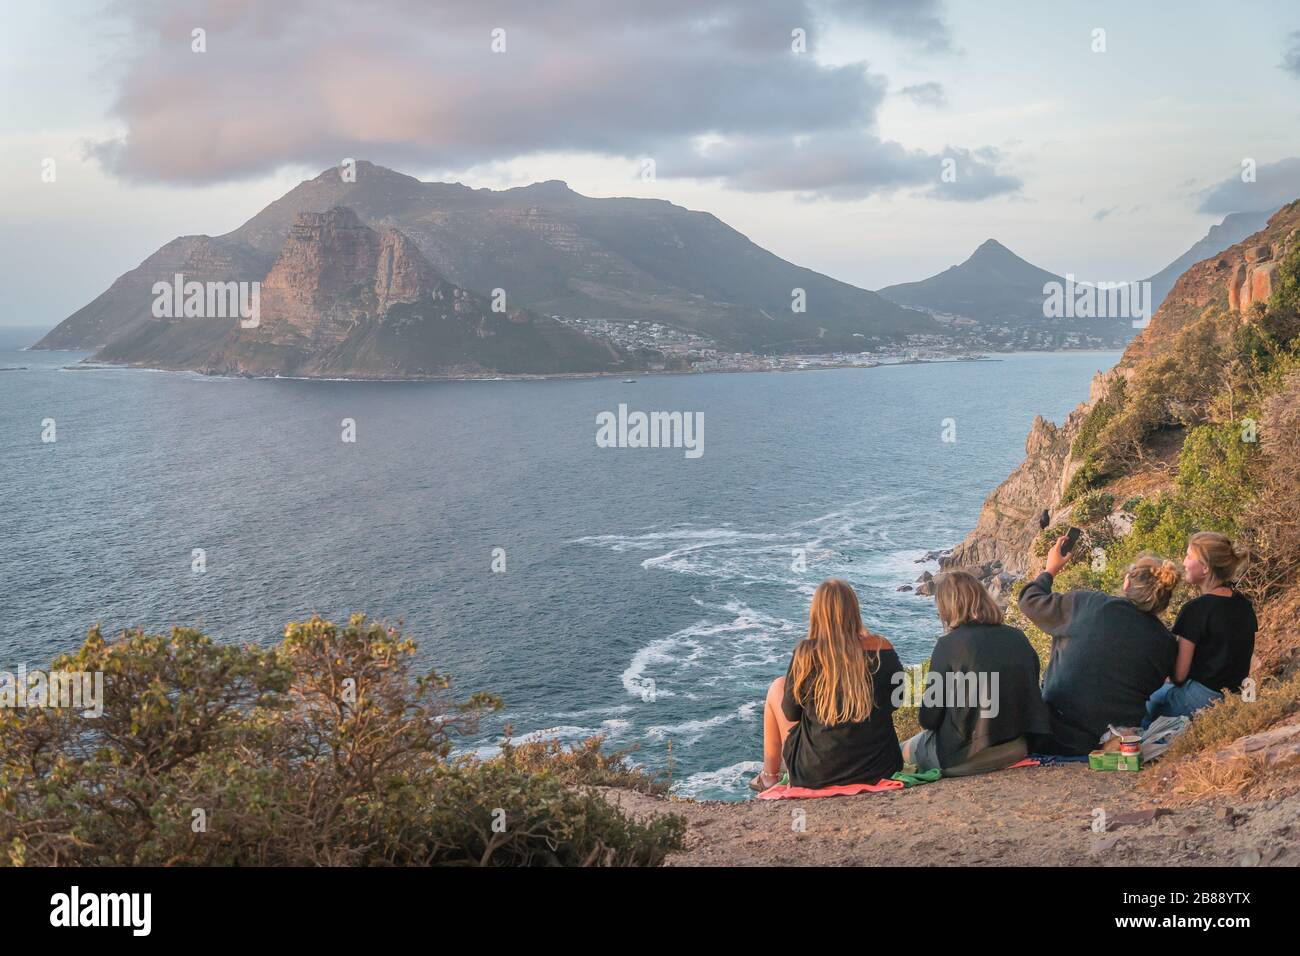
[
  {"xmin": 1126, "ymin": 201, "xmax": 1300, "ymax": 366},
  {"xmin": 943, "ymin": 368, "xmax": 1118, "ymax": 580},
  {"xmin": 95, "ymin": 207, "xmax": 629, "ymax": 378},
  {"xmin": 257, "ymin": 208, "xmax": 438, "ymax": 344},
  {"xmin": 947, "ymin": 200, "xmax": 1300, "ymax": 589}
]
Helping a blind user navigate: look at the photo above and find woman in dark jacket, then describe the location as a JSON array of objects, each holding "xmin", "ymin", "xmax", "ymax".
[
  {"xmin": 903, "ymin": 570, "xmax": 1052, "ymax": 776},
  {"xmin": 1018, "ymin": 537, "xmax": 1180, "ymax": 755}
]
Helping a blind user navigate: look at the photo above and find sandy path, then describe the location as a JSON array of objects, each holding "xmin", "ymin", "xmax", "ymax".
[{"xmin": 604, "ymin": 764, "xmax": 1300, "ymax": 866}]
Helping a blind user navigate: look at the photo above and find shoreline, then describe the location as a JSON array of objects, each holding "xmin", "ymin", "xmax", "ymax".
[{"xmin": 30, "ymin": 348, "xmax": 1130, "ymax": 384}]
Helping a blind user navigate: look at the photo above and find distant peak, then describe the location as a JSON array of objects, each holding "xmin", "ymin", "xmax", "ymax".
[
  {"xmin": 962, "ymin": 238, "xmax": 1028, "ymax": 266},
  {"xmin": 312, "ymin": 160, "xmax": 420, "ymax": 185},
  {"xmin": 512, "ymin": 179, "xmax": 574, "ymax": 195}
]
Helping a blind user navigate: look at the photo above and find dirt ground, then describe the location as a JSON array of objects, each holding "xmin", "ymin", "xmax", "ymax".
[{"xmin": 603, "ymin": 761, "xmax": 1300, "ymax": 866}]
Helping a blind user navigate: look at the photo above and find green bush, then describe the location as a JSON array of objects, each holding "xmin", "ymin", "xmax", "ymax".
[
  {"xmin": 494, "ymin": 733, "xmax": 672, "ymax": 795},
  {"xmin": 1175, "ymin": 422, "xmax": 1258, "ymax": 532},
  {"xmin": 1072, "ymin": 491, "xmax": 1115, "ymax": 526},
  {"xmin": 1268, "ymin": 233, "xmax": 1300, "ymax": 316},
  {"xmin": 0, "ymin": 617, "xmax": 683, "ymax": 867}
]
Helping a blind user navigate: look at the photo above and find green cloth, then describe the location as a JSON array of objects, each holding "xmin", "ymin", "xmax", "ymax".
[{"xmin": 891, "ymin": 768, "xmax": 942, "ymax": 787}]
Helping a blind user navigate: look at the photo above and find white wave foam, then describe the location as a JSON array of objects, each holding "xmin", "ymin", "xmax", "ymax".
[
  {"xmin": 673, "ymin": 760, "xmax": 764, "ymax": 798},
  {"xmin": 645, "ymin": 700, "xmax": 760, "ymax": 745}
]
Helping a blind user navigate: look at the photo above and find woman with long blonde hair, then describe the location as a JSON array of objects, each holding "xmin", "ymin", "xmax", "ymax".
[
  {"xmin": 750, "ymin": 579, "xmax": 904, "ymax": 792},
  {"xmin": 1144, "ymin": 532, "xmax": 1256, "ymax": 724}
]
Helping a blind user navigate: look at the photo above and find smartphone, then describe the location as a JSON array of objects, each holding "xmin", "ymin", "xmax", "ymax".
[{"xmin": 1060, "ymin": 526, "xmax": 1082, "ymax": 555}]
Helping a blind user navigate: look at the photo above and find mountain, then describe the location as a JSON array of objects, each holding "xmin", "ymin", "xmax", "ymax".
[
  {"xmin": 93, "ymin": 207, "xmax": 628, "ymax": 378},
  {"xmin": 876, "ymin": 239, "xmax": 1067, "ymax": 325},
  {"xmin": 1143, "ymin": 209, "xmax": 1278, "ymax": 309},
  {"xmin": 36, "ymin": 161, "xmax": 931, "ymax": 357}
]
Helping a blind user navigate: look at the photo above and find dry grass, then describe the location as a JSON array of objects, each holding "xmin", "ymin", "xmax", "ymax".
[
  {"xmin": 1142, "ymin": 671, "xmax": 1300, "ymax": 800},
  {"xmin": 1160, "ymin": 671, "xmax": 1300, "ymax": 761},
  {"xmin": 1162, "ymin": 751, "xmax": 1271, "ymax": 798}
]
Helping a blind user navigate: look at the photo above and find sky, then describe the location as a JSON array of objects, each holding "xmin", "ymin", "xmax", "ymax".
[{"xmin": 4, "ymin": 0, "xmax": 1300, "ymax": 331}]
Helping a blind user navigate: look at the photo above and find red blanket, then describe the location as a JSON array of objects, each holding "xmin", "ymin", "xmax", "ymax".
[{"xmin": 755, "ymin": 757, "xmax": 1041, "ymax": 800}]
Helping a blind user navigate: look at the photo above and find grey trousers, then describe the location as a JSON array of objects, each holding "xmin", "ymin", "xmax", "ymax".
[{"xmin": 902, "ymin": 732, "xmax": 1029, "ymax": 777}]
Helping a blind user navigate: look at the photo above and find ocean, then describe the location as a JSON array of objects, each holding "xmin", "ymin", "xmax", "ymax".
[{"xmin": 0, "ymin": 327, "xmax": 1117, "ymax": 800}]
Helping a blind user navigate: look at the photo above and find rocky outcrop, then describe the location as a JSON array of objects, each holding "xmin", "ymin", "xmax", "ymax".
[
  {"xmin": 1226, "ymin": 244, "xmax": 1281, "ymax": 313},
  {"xmin": 257, "ymin": 208, "xmax": 439, "ymax": 344},
  {"xmin": 943, "ymin": 367, "xmax": 1119, "ymax": 581},
  {"xmin": 1126, "ymin": 201, "xmax": 1300, "ymax": 366}
]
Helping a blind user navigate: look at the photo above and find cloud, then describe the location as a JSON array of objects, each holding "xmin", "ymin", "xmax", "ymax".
[
  {"xmin": 897, "ymin": 82, "xmax": 947, "ymax": 108},
  {"xmin": 1198, "ymin": 157, "xmax": 1300, "ymax": 214},
  {"xmin": 666, "ymin": 135, "xmax": 1019, "ymax": 201},
  {"xmin": 1093, "ymin": 206, "xmax": 1118, "ymax": 221},
  {"xmin": 828, "ymin": 0, "xmax": 955, "ymax": 54},
  {"xmin": 1283, "ymin": 30, "xmax": 1300, "ymax": 77},
  {"xmin": 85, "ymin": 0, "xmax": 1014, "ymax": 202}
]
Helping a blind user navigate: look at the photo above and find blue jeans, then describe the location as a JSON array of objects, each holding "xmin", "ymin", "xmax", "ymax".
[{"xmin": 1142, "ymin": 679, "xmax": 1223, "ymax": 728}]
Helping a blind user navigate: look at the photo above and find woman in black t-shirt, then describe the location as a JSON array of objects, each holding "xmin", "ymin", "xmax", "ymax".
[
  {"xmin": 750, "ymin": 579, "xmax": 904, "ymax": 792},
  {"xmin": 1144, "ymin": 532, "xmax": 1257, "ymax": 726}
]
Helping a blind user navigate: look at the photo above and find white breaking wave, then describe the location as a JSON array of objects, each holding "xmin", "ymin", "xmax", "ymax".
[
  {"xmin": 674, "ymin": 760, "xmax": 764, "ymax": 799},
  {"xmin": 645, "ymin": 700, "xmax": 760, "ymax": 744}
]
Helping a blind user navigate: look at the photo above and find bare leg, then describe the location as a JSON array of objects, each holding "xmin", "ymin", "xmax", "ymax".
[{"xmin": 762, "ymin": 676, "xmax": 796, "ymax": 776}]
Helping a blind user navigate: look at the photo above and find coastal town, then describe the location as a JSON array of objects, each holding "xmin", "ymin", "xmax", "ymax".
[{"xmin": 550, "ymin": 313, "xmax": 1128, "ymax": 374}]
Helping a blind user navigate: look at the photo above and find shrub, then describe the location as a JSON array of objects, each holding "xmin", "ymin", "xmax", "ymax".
[
  {"xmin": 1268, "ymin": 233, "xmax": 1300, "ymax": 316},
  {"xmin": 494, "ymin": 733, "xmax": 672, "ymax": 795},
  {"xmin": 1174, "ymin": 422, "xmax": 1257, "ymax": 532},
  {"xmin": 1032, "ymin": 522, "xmax": 1073, "ymax": 557},
  {"xmin": 0, "ymin": 616, "xmax": 684, "ymax": 867},
  {"xmin": 1072, "ymin": 491, "xmax": 1115, "ymax": 526}
]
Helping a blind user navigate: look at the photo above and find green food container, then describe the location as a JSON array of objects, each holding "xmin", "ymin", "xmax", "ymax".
[
  {"xmin": 1117, "ymin": 751, "xmax": 1142, "ymax": 772},
  {"xmin": 1088, "ymin": 750, "xmax": 1121, "ymax": 771}
]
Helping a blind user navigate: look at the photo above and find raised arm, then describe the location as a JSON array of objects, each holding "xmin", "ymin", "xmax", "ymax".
[{"xmin": 1017, "ymin": 536, "xmax": 1080, "ymax": 637}]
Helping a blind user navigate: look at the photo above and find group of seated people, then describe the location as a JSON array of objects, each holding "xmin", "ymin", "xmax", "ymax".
[{"xmin": 750, "ymin": 531, "xmax": 1257, "ymax": 793}]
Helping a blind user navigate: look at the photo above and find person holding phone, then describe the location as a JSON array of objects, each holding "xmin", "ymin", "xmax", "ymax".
[{"xmin": 1017, "ymin": 536, "xmax": 1180, "ymax": 755}]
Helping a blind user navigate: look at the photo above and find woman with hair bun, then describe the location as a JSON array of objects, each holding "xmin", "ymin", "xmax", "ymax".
[
  {"xmin": 1143, "ymin": 532, "xmax": 1257, "ymax": 725},
  {"xmin": 1017, "ymin": 538, "xmax": 1180, "ymax": 755}
]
